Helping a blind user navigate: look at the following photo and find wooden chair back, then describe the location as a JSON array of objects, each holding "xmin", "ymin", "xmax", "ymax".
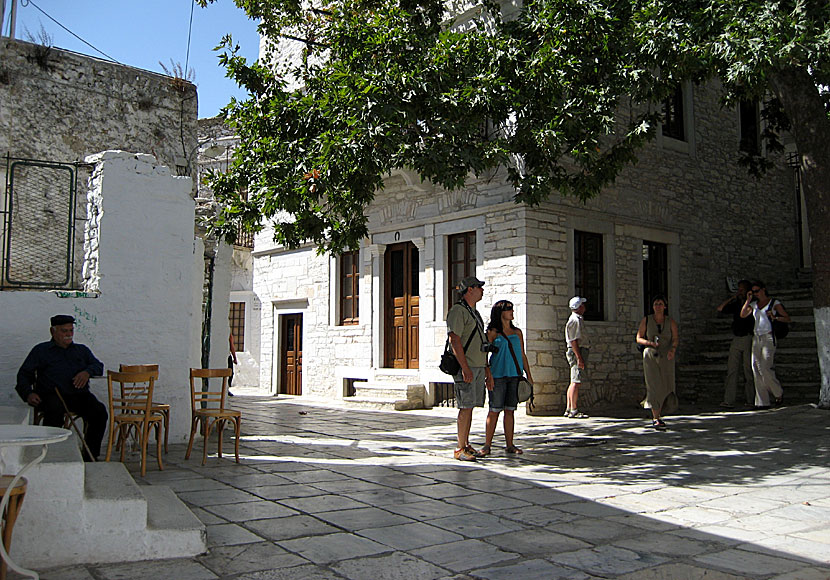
[
  {"xmin": 119, "ymin": 363, "xmax": 160, "ymax": 379},
  {"xmin": 107, "ymin": 370, "xmax": 157, "ymax": 417},
  {"xmin": 189, "ymin": 368, "xmax": 232, "ymax": 413}
]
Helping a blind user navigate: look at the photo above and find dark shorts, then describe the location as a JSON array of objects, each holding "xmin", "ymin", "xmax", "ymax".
[{"xmin": 488, "ymin": 376, "xmax": 519, "ymax": 412}]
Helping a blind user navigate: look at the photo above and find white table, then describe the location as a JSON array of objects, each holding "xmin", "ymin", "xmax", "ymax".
[{"xmin": 0, "ymin": 425, "xmax": 71, "ymax": 579}]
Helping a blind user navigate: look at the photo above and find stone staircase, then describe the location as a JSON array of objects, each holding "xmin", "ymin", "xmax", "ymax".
[
  {"xmin": 678, "ymin": 287, "xmax": 820, "ymax": 405},
  {"xmin": 1, "ymin": 406, "xmax": 206, "ymax": 569},
  {"xmin": 344, "ymin": 370, "xmax": 427, "ymax": 410}
]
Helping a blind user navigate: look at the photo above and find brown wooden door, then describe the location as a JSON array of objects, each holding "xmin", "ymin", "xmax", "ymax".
[
  {"xmin": 384, "ymin": 243, "xmax": 419, "ymax": 368},
  {"xmin": 280, "ymin": 313, "xmax": 303, "ymax": 395}
]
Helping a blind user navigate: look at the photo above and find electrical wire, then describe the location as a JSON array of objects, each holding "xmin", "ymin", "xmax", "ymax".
[
  {"xmin": 20, "ymin": 0, "xmax": 121, "ymax": 64},
  {"xmin": 184, "ymin": 0, "xmax": 195, "ymax": 78}
]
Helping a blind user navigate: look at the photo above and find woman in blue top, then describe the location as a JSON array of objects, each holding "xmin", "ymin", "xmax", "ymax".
[{"xmin": 481, "ymin": 300, "xmax": 533, "ymax": 455}]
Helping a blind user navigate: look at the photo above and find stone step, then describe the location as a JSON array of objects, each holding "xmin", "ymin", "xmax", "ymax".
[
  {"xmin": 83, "ymin": 462, "xmax": 149, "ymax": 530},
  {"xmin": 141, "ymin": 486, "xmax": 207, "ymax": 558},
  {"xmin": 342, "ymin": 397, "xmax": 400, "ymax": 410},
  {"xmin": 353, "ymin": 382, "xmax": 426, "ymax": 400},
  {"xmin": 370, "ymin": 371, "xmax": 422, "ymax": 385}
]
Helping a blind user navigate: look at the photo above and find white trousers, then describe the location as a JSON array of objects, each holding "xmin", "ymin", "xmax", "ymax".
[{"xmin": 751, "ymin": 333, "xmax": 783, "ymax": 406}]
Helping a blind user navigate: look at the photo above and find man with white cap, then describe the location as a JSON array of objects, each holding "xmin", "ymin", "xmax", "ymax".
[{"xmin": 564, "ymin": 296, "xmax": 590, "ymax": 418}]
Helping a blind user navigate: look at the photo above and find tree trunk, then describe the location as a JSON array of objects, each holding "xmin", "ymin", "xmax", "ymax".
[{"xmin": 770, "ymin": 68, "xmax": 830, "ymax": 408}]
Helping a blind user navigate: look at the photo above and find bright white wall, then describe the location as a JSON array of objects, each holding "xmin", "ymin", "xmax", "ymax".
[{"xmin": 0, "ymin": 151, "xmax": 215, "ymax": 441}]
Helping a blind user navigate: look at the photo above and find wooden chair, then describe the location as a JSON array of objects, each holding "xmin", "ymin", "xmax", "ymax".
[
  {"xmin": 186, "ymin": 368, "xmax": 241, "ymax": 465},
  {"xmin": 119, "ymin": 364, "xmax": 170, "ymax": 454},
  {"xmin": 0, "ymin": 476, "xmax": 26, "ymax": 580},
  {"xmin": 105, "ymin": 370, "xmax": 164, "ymax": 477}
]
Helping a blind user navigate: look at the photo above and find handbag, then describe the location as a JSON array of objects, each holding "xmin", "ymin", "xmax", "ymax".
[
  {"xmin": 439, "ymin": 329, "xmax": 476, "ymax": 375},
  {"xmin": 503, "ymin": 332, "xmax": 535, "ymax": 411},
  {"xmin": 767, "ymin": 299, "xmax": 790, "ymax": 342}
]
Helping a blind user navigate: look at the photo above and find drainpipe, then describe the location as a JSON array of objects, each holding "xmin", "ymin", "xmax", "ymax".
[{"xmin": 201, "ymin": 251, "xmax": 215, "ymax": 369}]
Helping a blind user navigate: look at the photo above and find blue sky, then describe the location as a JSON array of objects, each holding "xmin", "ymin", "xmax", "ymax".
[{"xmin": 4, "ymin": 0, "xmax": 260, "ymax": 118}]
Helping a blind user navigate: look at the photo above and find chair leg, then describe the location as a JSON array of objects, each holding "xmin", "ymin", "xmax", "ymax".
[
  {"xmin": 1, "ymin": 492, "xmax": 25, "ymax": 580},
  {"xmin": 163, "ymin": 410, "xmax": 170, "ymax": 454},
  {"xmin": 233, "ymin": 417, "xmax": 241, "ymax": 463},
  {"xmin": 185, "ymin": 417, "xmax": 198, "ymax": 460},
  {"xmin": 155, "ymin": 423, "xmax": 164, "ymax": 472},
  {"xmin": 217, "ymin": 419, "xmax": 224, "ymax": 459},
  {"xmin": 140, "ymin": 423, "xmax": 149, "ymax": 478},
  {"xmin": 105, "ymin": 421, "xmax": 115, "ymax": 462}
]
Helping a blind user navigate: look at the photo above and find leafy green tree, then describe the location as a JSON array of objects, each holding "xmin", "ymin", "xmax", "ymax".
[{"xmin": 202, "ymin": 0, "xmax": 830, "ymax": 406}]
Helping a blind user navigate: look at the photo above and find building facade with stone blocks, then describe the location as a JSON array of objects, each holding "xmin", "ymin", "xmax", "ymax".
[{"xmin": 251, "ymin": 78, "xmax": 803, "ymax": 412}]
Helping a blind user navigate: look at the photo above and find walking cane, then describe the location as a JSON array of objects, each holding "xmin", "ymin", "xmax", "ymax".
[{"xmin": 54, "ymin": 388, "xmax": 96, "ymax": 462}]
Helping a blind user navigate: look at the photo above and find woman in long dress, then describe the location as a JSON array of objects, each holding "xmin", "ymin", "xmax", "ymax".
[{"xmin": 636, "ymin": 295, "xmax": 679, "ymax": 430}]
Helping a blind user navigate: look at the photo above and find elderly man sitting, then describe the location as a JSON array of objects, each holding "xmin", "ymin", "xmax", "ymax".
[{"xmin": 16, "ymin": 314, "xmax": 107, "ymax": 461}]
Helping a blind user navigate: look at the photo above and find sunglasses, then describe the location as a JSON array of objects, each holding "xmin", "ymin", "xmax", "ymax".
[{"xmin": 503, "ymin": 305, "xmax": 513, "ymax": 310}]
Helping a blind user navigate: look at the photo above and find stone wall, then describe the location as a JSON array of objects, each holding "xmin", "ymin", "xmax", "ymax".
[{"xmin": 0, "ymin": 38, "xmax": 197, "ymax": 175}]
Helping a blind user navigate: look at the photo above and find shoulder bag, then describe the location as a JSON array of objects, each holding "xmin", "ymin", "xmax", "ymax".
[
  {"xmin": 502, "ymin": 332, "xmax": 535, "ymax": 411},
  {"xmin": 439, "ymin": 328, "xmax": 476, "ymax": 375},
  {"xmin": 766, "ymin": 299, "xmax": 790, "ymax": 342}
]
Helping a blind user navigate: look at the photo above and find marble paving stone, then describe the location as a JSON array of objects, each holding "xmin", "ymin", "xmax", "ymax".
[
  {"xmin": 771, "ymin": 567, "xmax": 830, "ymax": 580},
  {"xmin": 178, "ymin": 488, "xmax": 261, "ymax": 506},
  {"xmin": 499, "ymin": 486, "xmax": 583, "ymax": 506},
  {"xmin": 599, "ymin": 494, "xmax": 686, "ymax": 513},
  {"xmin": 651, "ymin": 506, "xmax": 735, "ymax": 526},
  {"xmin": 613, "ymin": 531, "xmax": 713, "ymax": 557},
  {"xmin": 738, "ymin": 535, "xmax": 830, "ymax": 564},
  {"xmin": 314, "ymin": 506, "xmax": 415, "ymax": 530},
  {"xmin": 470, "ymin": 558, "xmax": 591, "ymax": 580},
  {"xmin": 276, "ymin": 532, "xmax": 390, "ymax": 564},
  {"xmin": 278, "ymin": 469, "xmax": 351, "ymax": 484},
  {"xmin": 605, "ymin": 513, "xmax": 681, "ymax": 532},
  {"xmin": 332, "ymin": 551, "xmax": 449, "ymax": 580},
  {"xmin": 616, "ymin": 562, "xmax": 748, "ymax": 580},
  {"xmin": 426, "ymin": 512, "xmax": 524, "ymax": 539},
  {"xmin": 716, "ymin": 513, "xmax": 821, "ymax": 535},
  {"xmin": 484, "ymin": 528, "xmax": 592, "ymax": 555},
  {"xmin": 374, "ymin": 473, "xmax": 439, "ymax": 488},
  {"xmin": 792, "ymin": 527, "xmax": 830, "ymax": 544},
  {"xmin": 490, "ymin": 505, "xmax": 578, "ymax": 527},
  {"xmin": 411, "ymin": 538, "xmax": 520, "ymax": 573},
  {"xmin": 93, "ymin": 559, "xmax": 218, "ymax": 580},
  {"xmin": 211, "ymin": 473, "xmax": 294, "ymax": 488},
  {"xmin": 278, "ymin": 493, "xmax": 370, "ymax": 513},
  {"xmin": 233, "ymin": 563, "xmax": 343, "ymax": 580},
  {"xmin": 191, "ymin": 506, "xmax": 227, "ymax": 525},
  {"xmin": 765, "ymin": 503, "xmax": 830, "ymax": 523},
  {"xmin": 249, "ymin": 462, "xmax": 320, "ymax": 473},
  {"xmin": 426, "ymin": 469, "xmax": 494, "ymax": 484},
  {"xmin": 358, "ymin": 521, "xmax": 465, "ymax": 550},
  {"xmin": 442, "ymin": 492, "xmax": 531, "ymax": 512},
  {"xmin": 402, "ymin": 482, "xmax": 481, "ymax": 500},
  {"xmin": 348, "ymin": 487, "xmax": 428, "ymax": 506},
  {"xmin": 248, "ymin": 483, "xmax": 325, "ymax": 500},
  {"xmin": 206, "ymin": 522, "xmax": 265, "ymax": 547},
  {"xmin": 550, "ymin": 545, "xmax": 668, "ymax": 576},
  {"xmin": 205, "ymin": 500, "xmax": 300, "ymax": 522},
  {"xmin": 159, "ymin": 478, "xmax": 238, "ymax": 493},
  {"xmin": 697, "ymin": 494, "xmax": 786, "ymax": 516},
  {"xmin": 552, "ymin": 517, "xmax": 640, "ymax": 542},
  {"xmin": 197, "ymin": 542, "xmax": 307, "ymax": 575},
  {"xmin": 555, "ymin": 483, "xmax": 631, "ymax": 500},
  {"xmin": 310, "ymin": 479, "xmax": 391, "ymax": 494},
  {"xmin": 694, "ymin": 548, "xmax": 803, "ymax": 575},
  {"xmin": 453, "ymin": 475, "xmax": 534, "ymax": 494},
  {"xmin": 244, "ymin": 515, "xmax": 340, "ymax": 541},
  {"xmin": 40, "ymin": 567, "xmax": 97, "ymax": 580},
  {"xmin": 383, "ymin": 499, "xmax": 475, "ymax": 520},
  {"xmin": 555, "ymin": 500, "xmax": 628, "ymax": 518}
]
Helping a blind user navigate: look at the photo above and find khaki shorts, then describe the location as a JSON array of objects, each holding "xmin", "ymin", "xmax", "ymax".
[
  {"xmin": 453, "ymin": 366, "xmax": 487, "ymax": 408},
  {"xmin": 566, "ymin": 348, "xmax": 589, "ymax": 383}
]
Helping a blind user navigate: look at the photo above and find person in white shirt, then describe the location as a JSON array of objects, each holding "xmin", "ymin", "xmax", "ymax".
[
  {"xmin": 740, "ymin": 281, "xmax": 791, "ymax": 408},
  {"xmin": 564, "ymin": 296, "xmax": 590, "ymax": 419}
]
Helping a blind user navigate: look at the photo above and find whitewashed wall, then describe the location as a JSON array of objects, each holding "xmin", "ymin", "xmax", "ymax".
[{"xmin": 0, "ymin": 152, "xmax": 227, "ymax": 441}]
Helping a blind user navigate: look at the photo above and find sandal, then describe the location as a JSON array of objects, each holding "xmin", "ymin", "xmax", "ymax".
[
  {"xmin": 465, "ymin": 445, "xmax": 486, "ymax": 458},
  {"xmin": 479, "ymin": 445, "xmax": 491, "ymax": 456},
  {"xmin": 505, "ymin": 445, "xmax": 523, "ymax": 454},
  {"xmin": 652, "ymin": 419, "xmax": 667, "ymax": 431}
]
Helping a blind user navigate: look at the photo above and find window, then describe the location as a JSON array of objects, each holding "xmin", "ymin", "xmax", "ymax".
[
  {"xmin": 229, "ymin": 301, "xmax": 246, "ymax": 351},
  {"xmin": 574, "ymin": 231, "xmax": 604, "ymax": 321},
  {"xmin": 448, "ymin": 232, "xmax": 476, "ymax": 303},
  {"xmin": 340, "ymin": 250, "xmax": 359, "ymax": 325},
  {"xmin": 739, "ymin": 100, "xmax": 761, "ymax": 155},
  {"xmin": 662, "ymin": 86, "xmax": 686, "ymax": 141}
]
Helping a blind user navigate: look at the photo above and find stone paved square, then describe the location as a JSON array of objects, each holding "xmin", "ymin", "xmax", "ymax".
[{"xmin": 37, "ymin": 398, "xmax": 830, "ymax": 579}]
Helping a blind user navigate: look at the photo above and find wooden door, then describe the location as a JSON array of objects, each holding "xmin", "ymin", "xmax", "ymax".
[
  {"xmin": 384, "ymin": 243, "xmax": 419, "ymax": 368},
  {"xmin": 280, "ymin": 313, "xmax": 303, "ymax": 395}
]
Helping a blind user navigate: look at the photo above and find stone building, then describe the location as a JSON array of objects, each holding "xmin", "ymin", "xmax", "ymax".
[{"xmin": 250, "ymin": 79, "xmax": 803, "ymax": 412}]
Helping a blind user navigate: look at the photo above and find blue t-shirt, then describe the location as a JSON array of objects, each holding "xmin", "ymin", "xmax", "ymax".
[{"xmin": 489, "ymin": 333, "xmax": 524, "ymax": 378}]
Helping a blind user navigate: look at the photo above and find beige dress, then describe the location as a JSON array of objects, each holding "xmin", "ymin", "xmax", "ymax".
[{"xmin": 641, "ymin": 315, "xmax": 678, "ymax": 413}]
